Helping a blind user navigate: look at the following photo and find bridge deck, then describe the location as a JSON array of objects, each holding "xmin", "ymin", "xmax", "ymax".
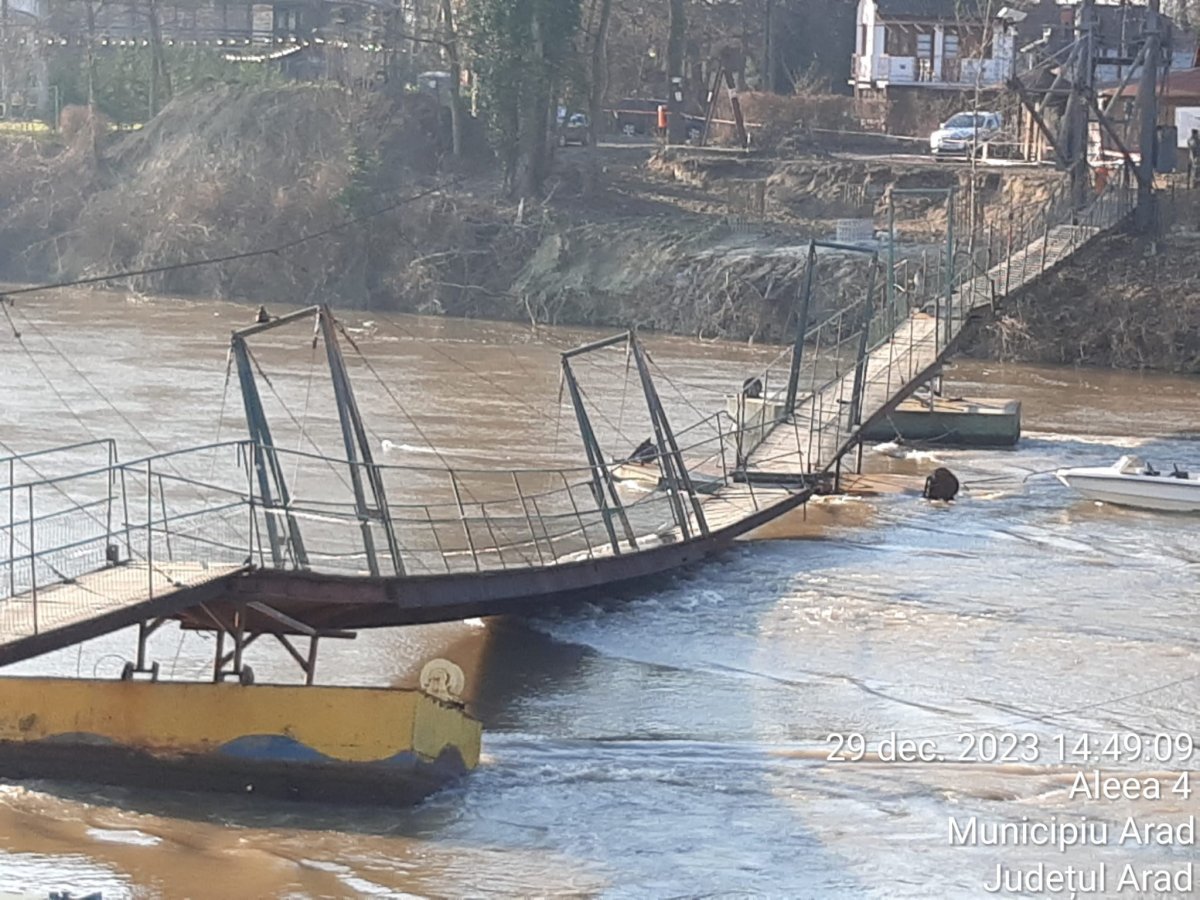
[
  {"xmin": 694, "ymin": 483, "xmax": 799, "ymax": 533},
  {"xmin": 0, "ymin": 562, "xmax": 248, "ymax": 665},
  {"xmin": 0, "ymin": 202, "xmax": 1122, "ymax": 663},
  {"xmin": 744, "ymin": 222, "xmax": 1102, "ymax": 479}
]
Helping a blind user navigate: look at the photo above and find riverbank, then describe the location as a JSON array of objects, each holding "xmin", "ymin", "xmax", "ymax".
[
  {"xmin": 963, "ymin": 227, "xmax": 1200, "ymax": 374},
  {"xmin": 2, "ymin": 83, "xmax": 1197, "ymax": 370}
]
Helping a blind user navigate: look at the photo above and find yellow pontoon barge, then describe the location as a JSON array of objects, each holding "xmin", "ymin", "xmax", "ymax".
[{"xmin": 0, "ymin": 673, "xmax": 480, "ymax": 805}]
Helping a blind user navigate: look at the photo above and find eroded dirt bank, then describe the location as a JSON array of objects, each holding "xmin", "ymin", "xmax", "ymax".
[
  {"xmin": 3, "ymin": 83, "xmax": 1194, "ymax": 369},
  {"xmin": 963, "ymin": 227, "xmax": 1200, "ymax": 374}
]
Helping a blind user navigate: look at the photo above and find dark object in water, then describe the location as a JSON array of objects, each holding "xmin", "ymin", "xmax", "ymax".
[
  {"xmin": 923, "ymin": 467, "xmax": 960, "ymax": 501},
  {"xmin": 255, "ymin": 305, "xmax": 272, "ymax": 324},
  {"xmin": 630, "ymin": 438, "xmax": 658, "ymax": 463},
  {"xmin": 742, "ymin": 377, "xmax": 763, "ymax": 399}
]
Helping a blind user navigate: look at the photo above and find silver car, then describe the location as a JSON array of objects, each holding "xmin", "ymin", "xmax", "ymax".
[{"xmin": 930, "ymin": 111, "xmax": 1003, "ymax": 158}]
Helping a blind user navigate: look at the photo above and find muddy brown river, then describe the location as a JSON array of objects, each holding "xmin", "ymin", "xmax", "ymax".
[{"xmin": 0, "ymin": 292, "xmax": 1198, "ymax": 899}]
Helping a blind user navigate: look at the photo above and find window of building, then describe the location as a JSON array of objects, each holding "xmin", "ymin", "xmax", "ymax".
[
  {"xmin": 274, "ymin": 6, "xmax": 302, "ymax": 35},
  {"xmin": 886, "ymin": 24, "xmax": 917, "ymax": 56},
  {"xmin": 948, "ymin": 25, "xmax": 992, "ymax": 59}
]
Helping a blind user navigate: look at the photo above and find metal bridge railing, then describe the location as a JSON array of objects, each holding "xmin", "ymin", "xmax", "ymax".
[
  {"xmin": 735, "ymin": 167, "xmax": 1137, "ymax": 480},
  {"xmin": 0, "ymin": 414, "xmax": 790, "ymax": 614},
  {"xmin": 0, "ymin": 441, "xmax": 257, "ymax": 634},
  {"xmin": 0, "ymin": 177, "xmax": 1140, "ymax": 618}
]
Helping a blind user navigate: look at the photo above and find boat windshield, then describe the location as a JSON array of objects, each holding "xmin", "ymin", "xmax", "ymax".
[{"xmin": 1113, "ymin": 454, "xmax": 1145, "ymax": 473}]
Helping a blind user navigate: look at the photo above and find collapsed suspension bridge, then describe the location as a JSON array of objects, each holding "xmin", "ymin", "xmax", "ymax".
[{"xmin": 0, "ymin": 173, "xmax": 1135, "ymax": 679}]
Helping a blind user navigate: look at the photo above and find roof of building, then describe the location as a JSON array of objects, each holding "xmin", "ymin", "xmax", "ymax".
[
  {"xmin": 1012, "ymin": 0, "xmax": 1194, "ymax": 49},
  {"xmin": 874, "ymin": 0, "xmax": 984, "ymax": 21},
  {"xmin": 874, "ymin": 0, "xmax": 1186, "ymax": 40},
  {"xmin": 1101, "ymin": 65, "xmax": 1200, "ymax": 99}
]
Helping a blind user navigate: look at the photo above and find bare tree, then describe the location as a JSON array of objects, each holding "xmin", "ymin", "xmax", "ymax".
[
  {"xmin": 146, "ymin": 0, "xmax": 172, "ymax": 116},
  {"xmin": 440, "ymin": 0, "xmax": 462, "ymax": 156},
  {"xmin": 588, "ymin": 0, "xmax": 612, "ymax": 146},
  {"xmin": 1, "ymin": 0, "xmax": 9, "ymax": 113},
  {"xmin": 83, "ymin": 0, "xmax": 106, "ymax": 109}
]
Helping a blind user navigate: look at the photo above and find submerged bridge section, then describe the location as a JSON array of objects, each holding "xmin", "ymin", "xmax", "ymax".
[{"xmin": 0, "ymin": 176, "xmax": 1135, "ymax": 674}]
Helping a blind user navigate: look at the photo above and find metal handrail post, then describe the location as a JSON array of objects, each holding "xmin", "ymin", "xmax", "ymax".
[
  {"xmin": 449, "ymin": 471, "xmax": 480, "ymax": 573},
  {"xmin": 512, "ymin": 473, "xmax": 546, "ymax": 567},
  {"xmin": 27, "ymin": 484, "xmax": 36, "ymax": 634},
  {"xmin": 120, "ymin": 466, "xmax": 133, "ymax": 560},
  {"xmin": 158, "ymin": 474, "xmax": 173, "ymax": 561},
  {"xmin": 734, "ymin": 392, "xmax": 745, "ymax": 469},
  {"xmin": 105, "ymin": 441, "xmax": 115, "ymax": 555},
  {"xmin": 247, "ymin": 480, "xmax": 257, "ymax": 566},
  {"xmin": 424, "ymin": 505, "xmax": 451, "ymax": 573},
  {"xmin": 812, "ymin": 392, "xmax": 823, "ymax": 471},
  {"xmin": 477, "ymin": 501, "xmax": 508, "ymax": 569},
  {"xmin": 561, "ymin": 473, "xmax": 594, "ymax": 559},
  {"xmin": 784, "ymin": 241, "xmax": 818, "ymax": 414},
  {"xmin": 146, "ymin": 460, "xmax": 154, "ymax": 600},
  {"xmin": 886, "ymin": 192, "xmax": 896, "ymax": 338},
  {"xmin": 8, "ymin": 460, "xmax": 14, "ymax": 599},
  {"xmin": 944, "ymin": 187, "xmax": 955, "ymax": 349},
  {"xmin": 1004, "ymin": 207, "xmax": 1014, "ymax": 297},
  {"xmin": 529, "ymin": 496, "xmax": 554, "ymax": 564},
  {"xmin": 715, "ymin": 413, "xmax": 729, "ymax": 482},
  {"xmin": 848, "ymin": 263, "xmax": 878, "ymax": 430}
]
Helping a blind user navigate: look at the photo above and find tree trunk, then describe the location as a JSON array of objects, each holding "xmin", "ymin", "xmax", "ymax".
[
  {"xmin": 763, "ymin": 0, "xmax": 775, "ymax": 93},
  {"xmin": 440, "ymin": 0, "xmax": 462, "ymax": 157},
  {"xmin": 514, "ymin": 7, "xmax": 550, "ymax": 197},
  {"xmin": 411, "ymin": 0, "xmax": 423, "ymax": 59},
  {"xmin": 1, "ymin": 0, "xmax": 9, "ymax": 114},
  {"xmin": 588, "ymin": 0, "xmax": 612, "ymax": 146},
  {"xmin": 85, "ymin": 1, "xmax": 97, "ymax": 109},
  {"xmin": 666, "ymin": 0, "xmax": 685, "ymax": 144},
  {"xmin": 147, "ymin": 0, "xmax": 172, "ymax": 117}
]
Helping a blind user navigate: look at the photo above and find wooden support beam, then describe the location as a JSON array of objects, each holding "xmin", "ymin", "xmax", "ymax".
[
  {"xmin": 1084, "ymin": 90, "xmax": 1150, "ymax": 191},
  {"xmin": 1009, "ymin": 77, "xmax": 1069, "ymax": 166},
  {"xmin": 231, "ymin": 305, "xmax": 320, "ymax": 340},
  {"xmin": 1100, "ymin": 43, "xmax": 1147, "ymax": 117},
  {"xmin": 246, "ymin": 600, "xmax": 357, "ymax": 639}
]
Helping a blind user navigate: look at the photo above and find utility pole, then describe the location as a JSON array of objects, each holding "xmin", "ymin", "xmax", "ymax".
[
  {"xmin": 666, "ymin": 0, "xmax": 686, "ymax": 144},
  {"xmin": 1136, "ymin": 0, "xmax": 1161, "ymax": 232},
  {"xmin": 1, "ymin": 0, "xmax": 9, "ymax": 119},
  {"xmin": 1066, "ymin": 0, "xmax": 1096, "ymax": 211}
]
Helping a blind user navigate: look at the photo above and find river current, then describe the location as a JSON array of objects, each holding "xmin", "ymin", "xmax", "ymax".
[{"xmin": 0, "ymin": 293, "xmax": 1197, "ymax": 899}]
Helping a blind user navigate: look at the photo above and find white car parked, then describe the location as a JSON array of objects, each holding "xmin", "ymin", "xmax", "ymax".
[{"xmin": 930, "ymin": 111, "xmax": 1003, "ymax": 159}]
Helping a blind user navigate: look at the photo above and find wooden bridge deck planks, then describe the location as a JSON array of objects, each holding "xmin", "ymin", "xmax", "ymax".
[
  {"xmin": 0, "ymin": 562, "xmax": 247, "ymax": 663},
  {"xmin": 696, "ymin": 484, "xmax": 800, "ymax": 533},
  {"xmin": 744, "ymin": 312, "xmax": 941, "ymax": 478}
]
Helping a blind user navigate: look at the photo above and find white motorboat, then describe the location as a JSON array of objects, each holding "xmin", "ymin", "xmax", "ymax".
[{"xmin": 1055, "ymin": 455, "xmax": 1200, "ymax": 513}]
